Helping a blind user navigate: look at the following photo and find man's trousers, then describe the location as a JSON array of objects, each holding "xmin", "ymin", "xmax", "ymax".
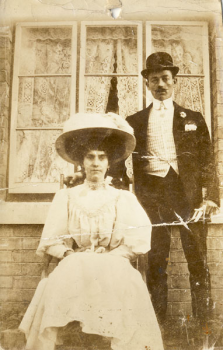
[{"xmin": 135, "ymin": 167, "xmax": 212, "ymax": 324}]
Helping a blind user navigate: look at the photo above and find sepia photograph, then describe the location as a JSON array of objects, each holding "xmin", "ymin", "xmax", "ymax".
[{"xmin": 0, "ymin": 0, "xmax": 223, "ymax": 349}]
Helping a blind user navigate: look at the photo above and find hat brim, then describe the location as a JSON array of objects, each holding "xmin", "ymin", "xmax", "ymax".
[
  {"xmin": 55, "ymin": 127, "xmax": 136, "ymax": 164},
  {"xmin": 141, "ymin": 66, "xmax": 179, "ymax": 79}
]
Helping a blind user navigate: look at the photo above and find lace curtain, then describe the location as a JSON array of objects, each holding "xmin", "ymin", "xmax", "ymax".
[
  {"xmin": 116, "ymin": 38, "xmax": 138, "ymax": 118},
  {"xmin": 84, "ymin": 39, "xmax": 115, "ymax": 113},
  {"xmin": 84, "ymin": 27, "xmax": 139, "ymax": 118},
  {"xmin": 174, "ymin": 77, "xmax": 205, "ymax": 114},
  {"xmin": 16, "ymin": 27, "xmax": 72, "ymax": 184},
  {"xmin": 151, "ymin": 25, "xmax": 205, "ymax": 114},
  {"xmin": 20, "ymin": 27, "xmax": 72, "ymax": 75},
  {"xmin": 16, "ymin": 130, "xmax": 71, "ymax": 183},
  {"xmin": 151, "ymin": 25, "xmax": 203, "ymax": 75}
]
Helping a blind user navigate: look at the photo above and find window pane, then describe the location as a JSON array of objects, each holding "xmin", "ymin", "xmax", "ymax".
[
  {"xmin": 151, "ymin": 25, "xmax": 204, "ymax": 74},
  {"xmin": 117, "ymin": 77, "xmax": 138, "ymax": 118},
  {"xmin": 15, "ymin": 130, "xmax": 70, "ymax": 183},
  {"xmin": 84, "ymin": 76, "xmax": 112, "ymax": 113},
  {"xmin": 19, "ymin": 27, "xmax": 72, "ymax": 75},
  {"xmin": 84, "ymin": 76, "xmax": 139, "ymax": 117},
  {"xmin": 174, "ymin": 77, "xmax": 205, "ymax": 114},
  {"xmin": 17, "ymin": 77, "xmax": 71, "ymax": 127},
  {"xmin": 86, "ymin": 26, "xmax": 138, "ymax": 74}
]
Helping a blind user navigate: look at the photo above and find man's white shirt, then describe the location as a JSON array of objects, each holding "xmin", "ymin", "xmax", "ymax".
[{"xmin": 145, "ymin": 96, "xmax": 179, "ymax": 177}]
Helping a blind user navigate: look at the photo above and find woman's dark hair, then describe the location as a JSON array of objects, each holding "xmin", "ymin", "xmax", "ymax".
[{"xmin": 74, "ymin": 136, "xmax": 126, "ymax": 166}]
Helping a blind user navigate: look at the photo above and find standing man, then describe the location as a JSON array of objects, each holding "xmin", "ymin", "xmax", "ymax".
[{"xmin": 126, "ymin": 52, "xmax": 219, "ymax": 326}]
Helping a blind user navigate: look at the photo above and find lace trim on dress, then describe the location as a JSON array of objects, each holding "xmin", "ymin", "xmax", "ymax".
[
  {"xmin": 67, "ymin": 187, "xmax": 121, "ymax": 218},
  {"xmin": 70, "ymin": 196, "xmax": 119, "ymax": 218},
  {"xmin": 84, "ymin": 179, "xmax": 106, "ymax": 190}
]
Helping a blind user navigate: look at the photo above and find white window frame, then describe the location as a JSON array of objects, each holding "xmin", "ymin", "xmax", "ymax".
[
  {"xmin": 79, "ymin": 21, "xmax": 143, "ymax": 114},
  {"xmin": 146, "ymin": 21, "xmax": 211, "ymax": 133},
  {"xmin": 9, "ymin": 22, "xmax": 77, "ymax": 193}
]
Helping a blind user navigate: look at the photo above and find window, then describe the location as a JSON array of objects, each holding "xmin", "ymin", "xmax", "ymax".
[
  {"xmin": 146, "ymin": 21, "xmax": 211, "ymax": 131},
  {"xmin": 9, "ymin": 23, "xmax": 77, "ymax": 193}
]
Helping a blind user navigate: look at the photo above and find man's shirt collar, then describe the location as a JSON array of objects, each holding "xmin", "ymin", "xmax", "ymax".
[{"xmin": 152, "ymin": 96, "xmax": 173, "ymax": 110}]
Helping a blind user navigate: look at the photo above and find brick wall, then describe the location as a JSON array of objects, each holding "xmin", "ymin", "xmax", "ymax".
[
  {"xmin": 0, "ymin": 27, "xmax": 11, "ymax": 201},
  {"xmin": 208, "ymin": 225, "xmax": 223, "ymax": 317},
  {"xmin": 0, "ymin": 225, "xmax": 43, "ymax": 334},
  {"xmin": 167, "ymin": 227, "xmax": 192, "ymax": 317},
  {"xmin": 167, "ymin": 225, "xmax": 223, "ymax": 319}
]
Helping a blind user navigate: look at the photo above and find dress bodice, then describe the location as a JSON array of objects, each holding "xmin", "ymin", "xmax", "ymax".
[
  {"xmin": 67, "ymin": 183, "xmax": 120, "ymax": 249},
  {"xmin": 36, "ymin": 183, "xmax": 152, "ymax": 258}
]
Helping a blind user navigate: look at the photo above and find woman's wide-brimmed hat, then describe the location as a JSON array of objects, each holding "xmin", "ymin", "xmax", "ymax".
[
  {"xmin": 55, "ymin": 112, "xmax": 136, "ymax": 164},
  {"xmin": 141, "ymin": 52, "xmax": 179, "ymax": 79}
]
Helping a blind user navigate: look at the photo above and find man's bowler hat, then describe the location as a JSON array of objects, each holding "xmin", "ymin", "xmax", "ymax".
[{"xmin": 141, "ymin": 52, "xmax": 179, "ymax": 79}]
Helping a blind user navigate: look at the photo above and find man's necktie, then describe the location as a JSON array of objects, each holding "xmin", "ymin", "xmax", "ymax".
[{"xmin": 160, "ymin": 101, "xmax": 165, "ymax": 117}]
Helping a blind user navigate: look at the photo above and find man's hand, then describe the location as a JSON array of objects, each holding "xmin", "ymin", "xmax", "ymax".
[
  {"xmin": 64, "ymin": 172, "xmax": 84, "ymax": 187},
  {"xmin": 64, "ymin": 250, "xmax": 74, "ymax": 258},
  {"xmin": 203, "ymin": 200, "xmax": 219, "ymax": 215},
  {"xmin": 191, "ymin": 200, "xmax": 219, "ymax": 222}
]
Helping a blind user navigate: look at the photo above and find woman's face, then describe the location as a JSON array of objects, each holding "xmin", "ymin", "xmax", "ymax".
[{"xmin": 83, "ymin": 150, "xmax": 109, "ymax": 182}]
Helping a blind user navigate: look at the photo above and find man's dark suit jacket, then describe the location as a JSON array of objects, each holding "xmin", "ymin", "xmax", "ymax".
[{"xmin": 126, "ymin": 102, "xmax": 219, "ymax": 211}]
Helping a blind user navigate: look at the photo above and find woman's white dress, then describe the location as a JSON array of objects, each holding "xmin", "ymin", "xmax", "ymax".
[{"xmin": 19, "ymin": 182, "xmax": 164, "ymax": 350}]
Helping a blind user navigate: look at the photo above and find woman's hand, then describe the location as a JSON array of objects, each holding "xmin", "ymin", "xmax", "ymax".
[
  {"xmin": 64, "ymin": 172, "xmax": 84, "ymax": 188},
  {"xmin": 85, "ymin": 247, "xmax": 106, "ymax": 253},
  {"xmin": 95, "ymin": 247, "xmax": 106, "ymax": 254},
  {"xmin": 63, "ymin": 250, "xmax": 74, "ymax": 258}
]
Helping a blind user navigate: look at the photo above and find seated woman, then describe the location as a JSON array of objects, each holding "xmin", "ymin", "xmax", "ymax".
[{"xmin": 19, "ymin": 112, "xmax": 164, "ymax": 350}]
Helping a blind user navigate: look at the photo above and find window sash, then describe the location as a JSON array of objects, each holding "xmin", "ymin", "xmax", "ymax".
[{"xmin": 9, "ymin": 22, "xmax": 77, "ymax": 193}]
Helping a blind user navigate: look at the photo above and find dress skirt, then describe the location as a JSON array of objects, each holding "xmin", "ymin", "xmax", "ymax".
[{"xmin": 19, "ymin": 252, "xmax": 164, "ymax": 350}]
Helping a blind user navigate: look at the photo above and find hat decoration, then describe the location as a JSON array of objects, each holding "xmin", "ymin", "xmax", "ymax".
[
  {"xmin": 55, "ymin": 112, "xmax": 136, "ymax": 164},
  {"xmin": 141, "ymin": 52, "xmax": 179, "ymax": 79}
]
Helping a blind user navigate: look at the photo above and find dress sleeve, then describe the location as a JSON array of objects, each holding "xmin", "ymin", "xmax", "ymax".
[
  {"xmin": 111, "ymin": 190, "xmax": 151, "ymax": 255},
  {"xmin": 36, "ymin": 189, "xmax": 73, "ymax": 258}
]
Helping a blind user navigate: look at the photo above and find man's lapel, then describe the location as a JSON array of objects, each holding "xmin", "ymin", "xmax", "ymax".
[
  {"xmin": 137, "ymin": 104, "xmax": 152, "ymax": 153},
  {"xmin": 173, "ymin": 102, "xmax": 187, "ymax": 142}
]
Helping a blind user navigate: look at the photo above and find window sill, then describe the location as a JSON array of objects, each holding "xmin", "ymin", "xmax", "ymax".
[
  {"xmin": 0, "ymin": 202, "xmax": 51, "ymax": 224},
  {"xmin": 0, "ymin": 201, "xmax": 223, "ymax": 225}
]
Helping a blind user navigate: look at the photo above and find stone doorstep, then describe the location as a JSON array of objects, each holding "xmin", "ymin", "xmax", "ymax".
[
  {"xmin": 0, "ymin": 329, "xmax": 25, "ymax": 350},
  {"xmin": 1, "ymin": 326, "xmax": 223, "ymax": 350},
  {"xmin": 0, "ymin": 329, "xmax": 112, "ymax": 350}
]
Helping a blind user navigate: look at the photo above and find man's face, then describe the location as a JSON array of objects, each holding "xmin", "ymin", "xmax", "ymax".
[{"xmin": 146, "ymin": 70, "xmax": 176, "ymax": 101}]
